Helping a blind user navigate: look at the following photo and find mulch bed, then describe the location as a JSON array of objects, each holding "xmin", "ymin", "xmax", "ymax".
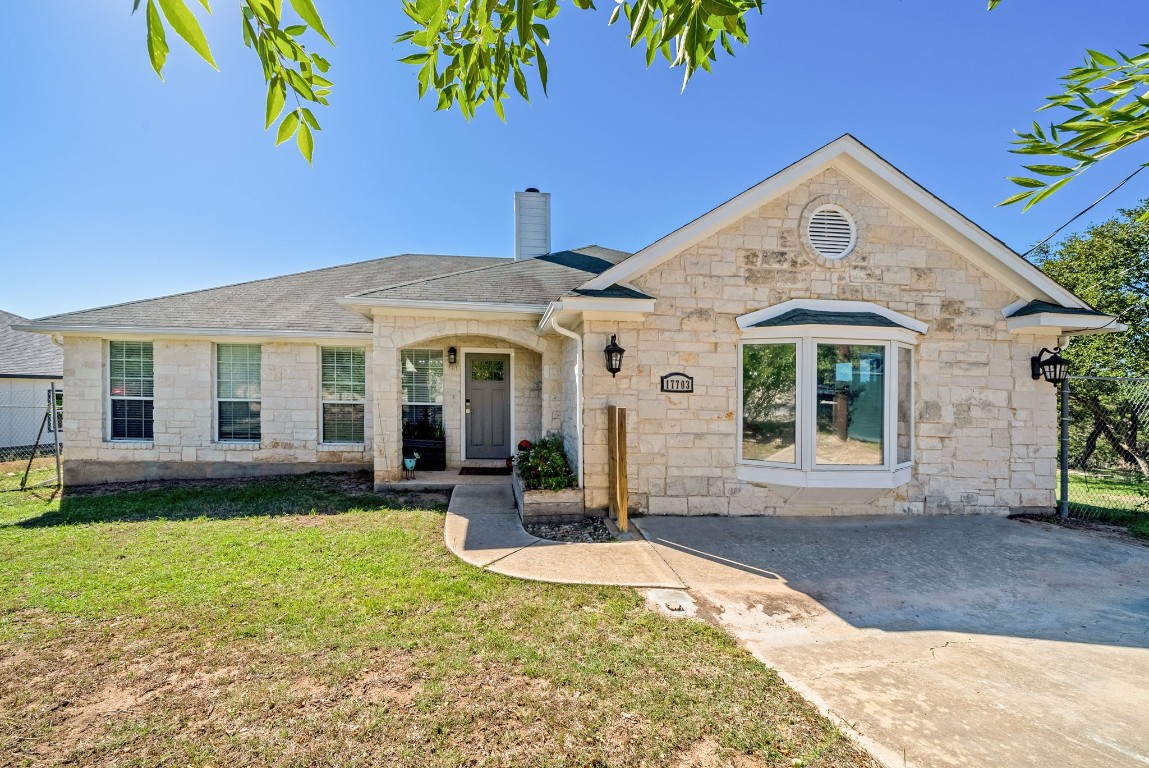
[{"xmin": 524, "ymin": 517, "xmax": 616, "ymax": 543}]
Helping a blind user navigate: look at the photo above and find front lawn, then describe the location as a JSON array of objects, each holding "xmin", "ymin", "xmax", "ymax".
[{"xmin": 0, "ymin": 472, "xmax": 871, "ymax": 767}]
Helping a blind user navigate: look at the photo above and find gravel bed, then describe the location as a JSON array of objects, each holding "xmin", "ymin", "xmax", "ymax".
[{"xmin": 524, "ymin": 516, "xmax": 616, "ymax": 543}]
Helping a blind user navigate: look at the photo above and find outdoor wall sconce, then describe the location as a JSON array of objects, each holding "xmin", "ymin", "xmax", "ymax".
[
  {"xmin": 447, "ymin": 347, "xmax": 458, "ymax": 366},
  {"xmin": 604, "ymin": 335, "xmax": 625, "ymax": 378},
  {"xmin": 1031, "ymin": 347, "xmax": 1069, "ymax": 385}
]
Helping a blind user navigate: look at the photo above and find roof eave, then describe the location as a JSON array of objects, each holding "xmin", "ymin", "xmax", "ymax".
[
  {"xmin": 13, "ymin": 323, "xmax": 371, "ymax": 341},
  {"xmin": 1005, "ymin": 313, "xmax": 1126, "ymax": 335}
]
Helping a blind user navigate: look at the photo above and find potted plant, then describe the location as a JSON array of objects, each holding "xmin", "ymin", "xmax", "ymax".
[
  {"xmin": 403, "ymin": 453, "xmax": 420, "ymax": 471},
  {"xmin": 511, "ymin": 433, "xmax": 584, "ymax": 521},
  {"xmin": 402, "ymin": 408, "xmax": 446, "ymax": 470}
]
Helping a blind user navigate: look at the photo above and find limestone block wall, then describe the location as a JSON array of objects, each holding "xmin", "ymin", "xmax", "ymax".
[
  {"xmin": 580, "ymin": 167, "xmax": 1061, "ymax": 516},
  {"xmin": 61, "ymin": 337, "xmax": 372, "ymax": 484},
  {"xmin": 370, "ymin": 315, "xmax": 566, "ymax": 484}
]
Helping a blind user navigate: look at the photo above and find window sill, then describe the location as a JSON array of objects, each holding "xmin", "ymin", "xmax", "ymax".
[
  {"xmin": 318, "ymin": 443, "xmax": 366, "ymax": 451},
  {"xmin": 105, "ymin": 440, "xmax": 154, "ymax": 449},
  {"xmin": 213, "ymin": 441, "xmax": 261, "ymax": 450},
  {"xmin": 736, "ymin": 464, "xmax": 912, "ymax": 504}
]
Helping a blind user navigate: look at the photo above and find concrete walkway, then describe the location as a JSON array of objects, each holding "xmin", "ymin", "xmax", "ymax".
[{"xmin": 443, "ymin": 484, "xmax": 684, "ymax": 588}]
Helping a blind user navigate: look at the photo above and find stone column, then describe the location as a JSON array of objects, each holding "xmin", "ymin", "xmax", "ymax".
[{"xmin": 372, "ymin": 316, "xmax": 401, "ymax": 486}]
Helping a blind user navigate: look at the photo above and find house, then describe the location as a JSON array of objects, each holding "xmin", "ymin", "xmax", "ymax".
[
  {"xmin": 1, "ymin": 310, "xmax": 64, "ymax": 455},
  {"xmin": 18, "ymin": 136, "xmax": 1121, "ymax": 515}
]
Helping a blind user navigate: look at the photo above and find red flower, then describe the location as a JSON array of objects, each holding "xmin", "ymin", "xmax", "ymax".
[{"xmin": 517, "ymin": 439, "xmax": 533, "ymax": 452}]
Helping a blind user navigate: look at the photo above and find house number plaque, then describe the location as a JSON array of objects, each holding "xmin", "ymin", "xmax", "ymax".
[{"xmin": 660, "ymin": 372, "xmax": 694, "ymax": 393}]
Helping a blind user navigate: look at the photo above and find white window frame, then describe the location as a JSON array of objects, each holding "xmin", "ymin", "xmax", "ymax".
[
  {"xmin": 320, "ymin": 346, "xmax": 367, "ymax": 445},
  {"xmin": 215, "ymin": 343, "xmax": 262, "ymax": 443},
  {"xmin": 737, "ymin": 327, "xmax": 917, "ymax": 490},
  {"xmin": 107, "ymin": 340, "xmax": 154, "ymax": 443},
  {"xmin": 401, "ymin": 348, "xmax": 446, "ymax": 446}
]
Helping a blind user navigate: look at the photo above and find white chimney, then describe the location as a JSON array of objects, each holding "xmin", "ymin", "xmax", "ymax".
[{"xmin": 514, "ymin": 188, "xmax": 551, "ymax": 261}]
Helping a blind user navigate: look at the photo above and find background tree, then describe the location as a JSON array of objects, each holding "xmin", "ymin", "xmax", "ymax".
[{"xmin": 1034, "ymin": 200, "xmax": 1149, "ymax": 472}]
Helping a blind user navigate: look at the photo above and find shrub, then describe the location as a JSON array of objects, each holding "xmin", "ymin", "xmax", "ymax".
[{"xmin": 514, "ymin": 433, "xmax": 576, "ymax": 491}]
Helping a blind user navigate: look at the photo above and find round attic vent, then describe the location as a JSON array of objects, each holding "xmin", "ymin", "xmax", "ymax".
[{"xmin": 806, "ymin": 205, "xmax": 856, "ymax": 259}]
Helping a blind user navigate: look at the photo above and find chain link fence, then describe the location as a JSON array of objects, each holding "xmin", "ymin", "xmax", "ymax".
[
  {"xmin": 0, "ymin": 383, "xmax": 62, "ymax": 489},
  {"xmin": 1061, "ymin": 376, "xmax": 1149, "ymax": 528}
]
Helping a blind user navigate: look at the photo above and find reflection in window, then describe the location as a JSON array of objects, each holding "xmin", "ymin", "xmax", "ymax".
[
  {"xmin": 815, "ymin": 344, "xmax": 884, "ymax": 466},
  {"xmin": 741, "ymin": 344, "xmax": 797, "ymax": 464},
  {"xmin": 470, "ymin": 359, "xmax": 505, "ymax": 381},
  {"xmin": 897, "ymin": 346, "xmax": 913, "ymax": 464},
  {"xmin": 402, "ymin": 349, "xmax": 444, "ymax": 440}
]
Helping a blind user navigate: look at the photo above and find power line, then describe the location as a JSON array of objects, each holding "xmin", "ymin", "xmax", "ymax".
[{"xmin": 1021, "ymin": 164, "xmax": 1148, "ymax": 258}]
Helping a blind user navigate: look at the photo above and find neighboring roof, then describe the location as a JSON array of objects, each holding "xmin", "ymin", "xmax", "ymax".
[
  {"xmin": 23, "ymin": 254, "xmax": 506, "ymax": 335},
  {"xmin": 352, "ymin": 246, "xmax": 632, "ymax": 307},
  {"xmin": 579, "ymin": 134, "xmax": 1095, "ymax": 311},
  {"xmin": 0, "ymin": 310, "xmax": 63, "ymax": 378},
  {"xmin": 749, "ymin": 308, "xmax": 904, "ymax": 329},
  {"xmin": 1007, "ymin": 300, "xmax": 1109, "ymax": 318}
]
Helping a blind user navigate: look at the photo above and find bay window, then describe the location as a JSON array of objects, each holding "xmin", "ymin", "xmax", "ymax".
[{"xmin": 736, "ymin": 300, "xmax": 924, "ymax": 491}]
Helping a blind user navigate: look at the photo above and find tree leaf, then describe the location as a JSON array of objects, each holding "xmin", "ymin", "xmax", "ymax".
[
  {"xmin": 145, "ymin": 0, "xmax": 170, "ymax": 78},
  {"xmin": 1023, "ymin": 164, "xmax": 1077, "ymax": 177},
  {"xmin": 276, "ymin": 110, "xmax": 300, "ymax": 145},
  {"xmin": 997, "ymin": 190, "xmax": 1037, "ymax": 207},
  {"xmin": 1007, "ymin": 176, "xmax": 1048, "ymax": 188},
  {"xmin": 296, "ymin": 120, "xmax": 314, "ymax": 163},
  {"xmin": 156, "ymin": 0, "xmax": 217, "ymax": 69},
  {"xmin": 288, "ymin": 0, "xmax": 334, "ymax": 46},
  {"xmin": 265, "ymin": 77, "xmax": 286, "ymax": 128}
]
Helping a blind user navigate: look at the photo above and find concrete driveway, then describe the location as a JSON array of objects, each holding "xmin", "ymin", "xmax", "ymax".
[{"xmin": 635, "ymin": 515, "xmax": 1149, "ymax": 768}]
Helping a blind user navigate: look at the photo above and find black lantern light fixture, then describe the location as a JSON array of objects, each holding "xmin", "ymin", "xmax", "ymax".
[
  {"xmin": 1031, "ymin": 347, "xmax": 1069, "ymax": 385},
  {"xmin": 604, "ymin": 335, "xmax": 625, "ymax": 378},
  {"xmin": 447, "ymin": 347, "xmax": 458, "ymax": 366}
]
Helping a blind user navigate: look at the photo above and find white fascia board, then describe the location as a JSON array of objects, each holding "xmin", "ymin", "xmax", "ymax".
[
  {"xmin": 1006, "ymin": 313, "xmax": 1126, "ymax": 334},
  {"xmin": 337, "ymin": 297, "xmax": 548, "ymax": 317},
  {"xmin": 12, "ymin": 324, "xmax": 372, "ymax": 343},
  {"xmin": 736, "ymin": 299, "xmax": 928, "ymax": 334},
  {"xmin": 537, "ymin": 296, "xmax": 655, "ymax": 330},
  {"xmin": 580, "ymin": 135, "xmax": 1089, "ymax": 309},
  {"xmin": 741, "ymin": 324, "xmax": 921, "ymax": 345}
]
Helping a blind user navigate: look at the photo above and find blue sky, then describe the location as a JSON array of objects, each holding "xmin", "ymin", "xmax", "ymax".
[{"xmin": 2, "ymin": 1, "xmax": 1146, "ymax": 319}]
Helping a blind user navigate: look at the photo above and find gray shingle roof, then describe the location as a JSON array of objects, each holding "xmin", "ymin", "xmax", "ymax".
[
  {"xmin": 750, "ymin": 309, "xmax": 905, "ymax": 329},
  {"xmin": 0, "ymin": 310, "xmax": 63, "ymax": 378},
  {"xmin": 1008, "ymin": 299, "xmax": 1108, "ymax": 318},
  {"xmin": 25, "ymin": 254, "xmax": 506, "ymax": 334},
  {"xmin": 354, "ymin": 246, "xmax": 633, "ymax": 306}
]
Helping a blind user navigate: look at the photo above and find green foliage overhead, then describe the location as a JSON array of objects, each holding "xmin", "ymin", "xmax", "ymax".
[
  {"xmin": 990, "ymin": 1, "xmax": 1149, "ymax": 211},
  {"xmin": 1032, "ymin": 200, "xmax": 1149, "ymax": 377},
  {"xmin": 137, "ymin": 0, "xmax": 332, "ymax": 164},
  {"xmin": 136, "ymin": 0, "xmax": 761, "ymax": 160}
]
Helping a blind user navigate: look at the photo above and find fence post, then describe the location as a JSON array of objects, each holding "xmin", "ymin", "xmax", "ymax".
[
  {"xmin": 1059, "ymin": 377, "xmax": 1070, "ymax": 519},
  {"xmin": 606, "ymin": 406, "xmax": 628, "ymax": 533}
]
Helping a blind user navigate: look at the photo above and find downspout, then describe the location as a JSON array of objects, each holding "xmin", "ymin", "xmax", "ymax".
[{"xmin": 548, "ymin": 314, "xmax": 584, "ymax": 490}]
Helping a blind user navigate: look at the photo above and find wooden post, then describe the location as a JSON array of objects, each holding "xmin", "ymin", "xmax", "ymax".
[{"xmin": 607, "ymin": 406, "xmax": 628, "ymax": 532}]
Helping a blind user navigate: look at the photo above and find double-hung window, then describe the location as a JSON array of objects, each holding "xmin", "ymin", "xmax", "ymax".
[
  {"xmin": 217, "ymin": 344, "xmax": 261, "ymax": 442},
  {"xmin": 736, "ymin": 301, "xmax": 924, "ymax": 490},
  {"xmin": 401, "ymin": 349, "xmax": 444, "ymax": 440},
  {"xmin": 321, "ymin": 347, "xmax": 366, "ymax": 443},
  {"xmin": 109, "ymin": 341, "xmax": 153, "ymax": 440}
]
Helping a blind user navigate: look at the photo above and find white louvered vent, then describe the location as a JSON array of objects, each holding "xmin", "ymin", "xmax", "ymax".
[{"xmin": 807, "ymin": 205, "xmax": 856, "ymax": 259}]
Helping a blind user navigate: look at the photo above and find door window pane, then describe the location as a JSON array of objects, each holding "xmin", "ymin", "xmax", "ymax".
[
  {"xmin": 741, "ymin": 343, "xmax": 798, "ymax": 464},
  {"xmin": 897, "ymin": 346, "xmax": 913, "ymax": 464},
  {"xmin": 815, "ymin": 344, "xmax": 885, "ymax": 465},
  {"xmin": 470, "ymin": 359, "xmax": 505, "ymax": 381}
]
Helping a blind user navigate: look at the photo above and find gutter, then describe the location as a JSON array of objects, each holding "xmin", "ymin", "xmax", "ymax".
[{"xmin": 548, "ymin": 313, "xmax": 584, "ymax": 491}]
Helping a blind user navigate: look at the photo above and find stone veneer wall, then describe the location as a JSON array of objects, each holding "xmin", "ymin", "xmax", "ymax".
[
  {"xmin": 62, "ymin": 338, "xmax": 372, "ymax": 485},
  {"xmin": 579, "ymin": 168, "xmax": 1061, "ymax": 516},
  {"xmin": 370, "ymin": 315, "xmax": 568, "ymax": 485}
]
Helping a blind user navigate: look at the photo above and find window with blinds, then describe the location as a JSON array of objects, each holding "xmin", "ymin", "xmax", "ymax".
[
  {"xmin": 401, "ymin": 349, "xmax": 444, "ymax": 440},
  {"xmin": 217, "ymin": 344, "xmax": 261, "ymax": 442},
  {"xmin": 109, "ymin": 341, "xmax": 154, "ymax": 440},
  {"xmin": 321, "ymin": 347, "xmax": 366, "ymax": 443}
]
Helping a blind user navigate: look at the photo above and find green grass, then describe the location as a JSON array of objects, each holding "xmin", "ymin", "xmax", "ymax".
[
  {"xmin": 1067, "ymin": 471, "xmax": 1149, "ymax": 539},
  {"xmin": 0, "ymin": 472, "xmax": 870, "ymax": 767}
]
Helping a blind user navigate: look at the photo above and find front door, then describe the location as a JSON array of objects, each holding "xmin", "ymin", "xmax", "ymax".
[{"xmin": 465, "ymin": 353, "xmax": 511, "ymax": 459}]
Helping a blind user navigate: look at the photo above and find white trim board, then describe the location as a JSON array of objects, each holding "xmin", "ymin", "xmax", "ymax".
[{"xmin": 578, "ymin": 134, "xmax": 1090, "ymax": 309}]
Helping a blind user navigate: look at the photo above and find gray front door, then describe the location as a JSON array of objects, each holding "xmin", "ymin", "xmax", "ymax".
[{"xmin": 465, "ymin": 353, "xmax": 511, "ymax": 459}]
